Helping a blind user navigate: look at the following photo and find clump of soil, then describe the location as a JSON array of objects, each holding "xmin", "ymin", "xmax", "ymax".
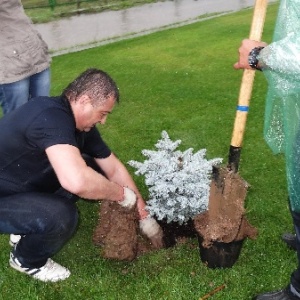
[
  {"xmin": 194, "ymin": 167, "xmax": 258, "ymax": 248},
  {"xmin": 93, "ymin": 200, "xmax": 160, "ymax": 261}
]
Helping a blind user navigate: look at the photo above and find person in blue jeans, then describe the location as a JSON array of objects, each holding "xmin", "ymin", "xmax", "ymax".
[
  {"xmin": 0, "ymin": 68, "xmax": 163, "ymax": 282},
  {"xmin": 0, "ymin": 0, "xmax": 51, "ymax": 115}
]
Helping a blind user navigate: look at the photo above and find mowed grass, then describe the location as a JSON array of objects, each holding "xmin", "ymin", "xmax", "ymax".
[{"xmin": 1, "ymin": 2, "xmax": 294, "ymax": 300}]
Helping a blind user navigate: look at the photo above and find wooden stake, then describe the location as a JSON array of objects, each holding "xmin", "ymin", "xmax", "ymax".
[{"xmin": 199, "ymin": 284, "xmax": 226, "ymax": 300}]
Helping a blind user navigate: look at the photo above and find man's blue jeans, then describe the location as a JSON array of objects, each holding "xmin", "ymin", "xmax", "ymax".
[
  {"xmin": 0, "ymin": 68, "xmax": 50, "ymax": 115},
  {"xmin": 0, "ymin": 190, "xmax": 78, "ymax": 268}
]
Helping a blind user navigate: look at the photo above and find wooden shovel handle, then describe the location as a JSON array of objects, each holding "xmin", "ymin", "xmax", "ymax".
[
  {"xmin": 228, "ymin": 0, "xmax": 268, "ymax": 172},
  {"xmin": 230, "ymin": 0, "xmax": 268, "ymax": 147}
]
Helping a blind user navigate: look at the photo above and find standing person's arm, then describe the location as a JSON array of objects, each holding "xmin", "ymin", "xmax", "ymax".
[
  {"xmin": 233, "ymin": 39, "xmax": 267, "ymax": 70},
  {"xmin": 234, "ymin": 34, "xmax": 300, "ymax": 73}
]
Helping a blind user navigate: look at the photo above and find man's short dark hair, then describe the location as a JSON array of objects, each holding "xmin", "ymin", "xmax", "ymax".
[{"xmin": 62, "ymin": 68, "xmax": 120, "ymax": 106}]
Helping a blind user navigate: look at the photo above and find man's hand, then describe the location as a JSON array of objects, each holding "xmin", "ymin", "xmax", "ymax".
[
  {"xmin": 118, "ymin": 187, "xmax": 137, "ymax": 209},
  {"xmin": 139, "ymin": 216, "xmax": 164, "ymax": 249},
  {"xmin": 234, "ymin": 39, "xmax": 267, "ymax": 70}
]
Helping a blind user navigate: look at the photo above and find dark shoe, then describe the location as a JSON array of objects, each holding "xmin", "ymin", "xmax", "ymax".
[
  {"xmin": 282, "ymin": 233, "xmax": 297, "ymax": 250},
  {"xmin": 253, "ymin": 286, "xmax": 300, "ymax": 300}
]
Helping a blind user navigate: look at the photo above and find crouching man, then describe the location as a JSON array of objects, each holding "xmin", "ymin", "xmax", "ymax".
[{"xmin": 0, "ymin": 68, "xmax": 163, "ymax": 282}]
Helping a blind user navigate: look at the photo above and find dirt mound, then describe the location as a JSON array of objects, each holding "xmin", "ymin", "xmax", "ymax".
[
  {"xmin": 93, "ymin": 200, "xmax": 159, "ymax": 261},
  {"xmin": 194, "ymin": 167, "xmax": 258, "ymax": 247}
]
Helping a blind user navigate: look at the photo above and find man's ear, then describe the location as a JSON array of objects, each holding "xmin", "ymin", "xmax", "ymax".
[{"xmin": 77, "ymin": 94, "xmax": 92, "ymax": 105}]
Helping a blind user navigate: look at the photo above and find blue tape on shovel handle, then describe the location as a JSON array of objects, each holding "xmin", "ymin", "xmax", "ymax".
[{"xmin": 236, "ymin": 105, "xmax": 249, "ymax": 112}]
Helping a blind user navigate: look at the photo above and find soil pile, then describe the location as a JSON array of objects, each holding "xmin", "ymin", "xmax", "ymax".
[
  {"xmin": 194, "ymin": 167, "xmax": 258, "ymax": 247},
  {"xmin": 93, "ymin": 200, "xmax": 159, "ymax": 261}
]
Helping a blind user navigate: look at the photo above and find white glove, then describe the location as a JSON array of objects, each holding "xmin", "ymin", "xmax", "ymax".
[
  {"xmin": 139, "ymin": 216, "xmax": 161, "ymax": 238},
  {"xmin": 118, "ymin": 187, "xmax": 137, "ymax": 209},
  {"xmin": 139, "ymin": 216, "xmax": 164, "ymax": 248}
]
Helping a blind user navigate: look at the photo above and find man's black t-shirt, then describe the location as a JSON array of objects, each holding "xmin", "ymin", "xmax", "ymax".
[{"xmin": 0, "ymin": 96, "xmax": 111, "ymax": 195}]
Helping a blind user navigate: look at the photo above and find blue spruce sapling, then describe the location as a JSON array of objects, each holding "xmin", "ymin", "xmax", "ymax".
[{"xmin": 128, "ymin": 131, "xmax": 222, "ymax": 224}]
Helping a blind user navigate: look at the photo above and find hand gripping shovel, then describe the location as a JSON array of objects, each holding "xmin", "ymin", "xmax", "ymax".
[{"xmin": 194, "ymin": 0, "xmax": 268, "ymax": 249}]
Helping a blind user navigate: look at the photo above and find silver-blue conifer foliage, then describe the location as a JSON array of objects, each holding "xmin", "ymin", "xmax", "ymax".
[{"xmin": 128, "ymin": 131, "xmax": 222, "ymax": 224}]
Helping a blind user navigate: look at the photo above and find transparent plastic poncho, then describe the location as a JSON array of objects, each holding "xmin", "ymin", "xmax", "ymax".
[{"xmin": 261, "ymin": 0, "xmax": 300, "ymax": 211}]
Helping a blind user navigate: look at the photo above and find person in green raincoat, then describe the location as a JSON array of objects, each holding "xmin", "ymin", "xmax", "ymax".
[{"xmin": 234, "ymin": 0, "xmax": 300, "ymax": 299}]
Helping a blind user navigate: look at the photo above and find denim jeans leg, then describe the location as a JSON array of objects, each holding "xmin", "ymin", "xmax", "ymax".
[
  {"xmin": 29, "ymin": 68, "xmax": 51, "ymax": 98},
  {"xmin": 0, "ymin": 68, "xmax": 50, "ymax": 115},
  {"xmin": 0, "ymin": 192, "xmax": 78, "ymax": 268},
  {"xmin": 0, "ymin": 78, "xmax": 30, "ymax": 115}
]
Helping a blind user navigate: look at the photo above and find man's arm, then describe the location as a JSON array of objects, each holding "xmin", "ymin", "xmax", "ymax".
[
  {"xmin": 234, "ymin": 34, "xmax": 300, "ymax": 74},
  {"xmin": 46, "ymin": 144, "xmax": 164, "ymax": 247},
  {"xmin": 95, "ymin": 152, "xmax": 149, "ymax": 219},
  {"xmin": 45, "ymin": 144, "xmax": 125, "ymax": 202},
  {"xmin": 233, "ymin": 39, "xmax": 267, "ymax": 70},
  {"xmin": 95, "ymin": 152, "xmax": 164, "ymax": 248}
]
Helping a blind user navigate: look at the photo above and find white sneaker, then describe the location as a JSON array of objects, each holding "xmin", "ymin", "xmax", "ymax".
[
  {"xmin": 9, "ymin": 252, "xmax": 70, "ymax": 282},
  {"xmin": 9, "ymin": 234, "xmax": 22, "ymax": 247}
]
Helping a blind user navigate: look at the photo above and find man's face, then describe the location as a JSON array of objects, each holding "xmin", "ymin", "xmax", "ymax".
[{"xmin": 74, "ymin": 94, "xmax": 116, "ymax": 132}]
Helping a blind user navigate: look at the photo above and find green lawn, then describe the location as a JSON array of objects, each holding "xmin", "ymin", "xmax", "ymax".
[{"xmin": 1, "ymin": 2, "xmax": 294, "ymax": 300}]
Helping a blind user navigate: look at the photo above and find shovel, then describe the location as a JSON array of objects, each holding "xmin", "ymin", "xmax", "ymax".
[
  {"xmin": 194, "ymin": 0, "xmax": 268, "ymax": 247},
  {"xmin": 228, "ymin": 0, "xmax": 268, "ymax": 173}
]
